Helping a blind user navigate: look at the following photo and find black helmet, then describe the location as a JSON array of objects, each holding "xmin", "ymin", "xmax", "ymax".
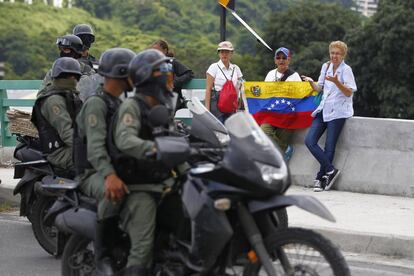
[
  {"xmin": 98, "ymin": 48, "xmax": 135, "ymax": 79},
  {"xmin": 73, "ymin": 24, "xmax": 95, "ymax": 49},
  {"xmin": 129, "ymin": 49, "xmax": 171, "ymax": 87},
  {"xmin": 51, "ymin": 57, "xmax": 82, "ymax": 79},
  {"xmin": 56, "ymin": 34, "xmax": 83, "ymax": 55},
  {"xmin": 129, "ymin": 49, "xmax": 174, "ymax": 107}
]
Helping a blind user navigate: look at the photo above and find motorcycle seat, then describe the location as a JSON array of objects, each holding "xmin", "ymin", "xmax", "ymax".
[{"xmin": 40, "ymin": 175, "xmax": 79, "ymax": 190}]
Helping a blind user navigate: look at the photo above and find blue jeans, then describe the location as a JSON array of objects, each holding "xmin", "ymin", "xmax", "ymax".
[
  {"xmin": 305, "ymin": 112, "xmax": 346, "ymax": 180},
  {"xmin": 218, "ymin": 113, "xmax": 231, "ymax": 124}
]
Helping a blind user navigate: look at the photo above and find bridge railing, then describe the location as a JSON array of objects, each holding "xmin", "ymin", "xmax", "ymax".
[{"xmin": 0, "ymin": 79, "xmax": 206, "ymax": 147}]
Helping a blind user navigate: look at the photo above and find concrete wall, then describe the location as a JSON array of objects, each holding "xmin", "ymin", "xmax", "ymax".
[
  {"xmin": 1, "ymin": 116, "xmax": 413, "ymax": 197},
  {"xmin": 289, "ymin": 116, "xmax": 414, "ymax": 197}
]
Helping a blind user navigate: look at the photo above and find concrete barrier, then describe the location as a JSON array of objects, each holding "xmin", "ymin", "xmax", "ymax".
[
  {"xmin": 2, "ymin": 116, "xmax": 413, "ymax": 197},
  {"xmin": 289, "ymin": 116, "xmax": 414, "ymax": 198}
]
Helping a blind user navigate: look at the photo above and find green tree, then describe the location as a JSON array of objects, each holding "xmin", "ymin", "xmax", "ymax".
[
  {"xmin": 259, "ymin": 1, "xmax": 362, "ymax": 79},
  {"xmin": 346, "ymin": 0, "xmax": 414, "ymax": 118}
]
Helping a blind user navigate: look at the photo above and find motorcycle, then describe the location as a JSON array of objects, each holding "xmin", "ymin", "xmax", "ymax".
[
  {"xmin": 13, "ymin": 134, "xmax": 73, "ymax": 255},
  {"xmin": 52, "ymin": 100, "xmax": 349, "ymax": 275}
]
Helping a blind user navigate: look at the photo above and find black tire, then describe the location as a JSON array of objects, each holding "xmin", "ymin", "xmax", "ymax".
[
  {"xmin": 31, "ymin": 195, "xmax": 57, "ymax": 255},
  {"xmin": 62, "ymin": 234, "xmax": 95, "ymax": 276},
  {"xmin": 244, "ymin": 227, "xmax": 350, "ymax": 276}
]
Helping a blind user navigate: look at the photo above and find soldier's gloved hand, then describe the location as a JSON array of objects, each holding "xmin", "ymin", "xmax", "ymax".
[{"xmin": 104, "ymin": 173, "xmax": 130, "ymax": 203}]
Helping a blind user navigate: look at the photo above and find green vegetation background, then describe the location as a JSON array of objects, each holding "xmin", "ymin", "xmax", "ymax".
[{"xmin": 0, "ymin": 0, "xmax": 413, "ymax": 118}]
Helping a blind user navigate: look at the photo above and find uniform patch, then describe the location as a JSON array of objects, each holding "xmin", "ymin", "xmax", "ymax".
[
  {"xmin": 52, "ymin": 105, "xmax": 61, "ymax": 115},
  {"xmin": 87, "ymin": 114, "xmax": 98, "ymax": 127},
  {"xmin": 122, "ymin": 113, "xmax": 134, "ymax": 126}
]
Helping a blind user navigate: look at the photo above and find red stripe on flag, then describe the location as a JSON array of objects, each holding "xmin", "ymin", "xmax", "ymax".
[{"xmin": 253, "ymin": 111, "xmax": 313, "ymax": 129}]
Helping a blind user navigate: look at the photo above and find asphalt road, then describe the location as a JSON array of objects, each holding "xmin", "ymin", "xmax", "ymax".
[{"xmin": 1, "ymin": 211, "xmax": 414, "ymax": 276}]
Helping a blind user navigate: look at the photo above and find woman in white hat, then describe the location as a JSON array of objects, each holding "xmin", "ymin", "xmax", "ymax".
[{"xmin": 205, "ymin": 41, "xmax": 243, "ymax": 122}]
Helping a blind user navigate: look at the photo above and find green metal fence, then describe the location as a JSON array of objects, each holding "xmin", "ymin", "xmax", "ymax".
[{"xmin": 0, "ymin": 79, "xmax": 206, "ymax": 147}]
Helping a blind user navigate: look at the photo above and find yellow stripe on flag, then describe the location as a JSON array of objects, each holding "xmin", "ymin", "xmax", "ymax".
[
  {"xmin": 218, "ymin": 0, "xmax": 231, "ymax": 8},
  {"xmin": 245, "ymin": 81, "xmax": 317, "ymax": 99}
]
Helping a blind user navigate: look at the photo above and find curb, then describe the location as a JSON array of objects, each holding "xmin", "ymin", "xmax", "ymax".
[
  {"xmin": 292, "ymin": 224, "xmax": 414, "ymax": 260},
  {"xmin": 0, "ymin": 184, "xmax": 20, "ymax": 206}
]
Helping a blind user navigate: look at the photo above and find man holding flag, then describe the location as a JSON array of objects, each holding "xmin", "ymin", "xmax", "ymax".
[
  {"xmin": 261, "ymin": 47, "xmax": 302, "ymax": 155},
  {"xmin": 245, "ymin": 47, "xmax": 317, "ymax": 158}
]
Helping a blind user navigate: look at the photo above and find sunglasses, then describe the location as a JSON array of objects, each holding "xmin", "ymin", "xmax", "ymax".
[{"xmin": 153, "ymin": 62, "xmax": 173, "ymax": 73}]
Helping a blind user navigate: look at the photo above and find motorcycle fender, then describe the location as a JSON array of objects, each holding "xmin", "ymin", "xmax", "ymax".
[
  {"xmin": 13, "ymin": 169, "xmax": 41, "ymax": 196},
  {"xmin": 248, "ymin": 194, "xmax": 336, "ymax": 223},
  {"xmin": 55, "ymin": 207, "xmax": 97, "ymax": 240},
  {"xmin": 43, "ymin": 198, "xmax": 72, "ymax": 226}
]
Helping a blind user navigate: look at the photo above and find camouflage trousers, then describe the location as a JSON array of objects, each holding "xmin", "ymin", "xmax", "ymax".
[{"xmin": 79, "ymin": 172, "xmax": 156, "ymax": 268}]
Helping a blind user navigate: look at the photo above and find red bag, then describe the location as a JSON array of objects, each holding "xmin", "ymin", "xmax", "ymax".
[{"xmin": 217, "ymin": 66, "xmax": 238, "ymax": 113}]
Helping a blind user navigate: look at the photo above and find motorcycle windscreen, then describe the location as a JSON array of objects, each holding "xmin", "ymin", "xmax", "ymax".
[
  {"xmin": 223, "ymin": 112, "xmax": 290, "ymax": 194},
  {"xmin": 187, "ymin": 97, "xmax": 230, "ymax": 147}
]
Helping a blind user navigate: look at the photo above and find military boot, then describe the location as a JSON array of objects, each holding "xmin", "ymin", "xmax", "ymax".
[
  {"xmin": 122, "ymin": 265, "xmax": 147, "ymax": 276},
  {"xmin": 95, "ymin": 217, "xmax": 118, "ymax": 276}
]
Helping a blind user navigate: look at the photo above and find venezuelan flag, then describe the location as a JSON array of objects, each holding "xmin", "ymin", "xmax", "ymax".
[{"xmin": 245, "ymin": 81, "xmax": 318, "ymax": 129}]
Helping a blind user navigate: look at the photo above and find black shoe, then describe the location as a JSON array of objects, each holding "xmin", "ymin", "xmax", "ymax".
[
  {"xmin": 96, "ymin": 257, "xmax": 115, "ymax": 276},
  {"xmin": 95, "ymin": 218, "xmax": 119, "ymax": 276},
  {"xmin": 122, "ymin": 265, "xmax": 147, "ymax": 276},
  {"xmin": 313, "ymin": 179, "xmax": 324, "ymax": 192},
  {"xmin": 322, "ymin": 169, "xmax": 340, "ymax": 191}
]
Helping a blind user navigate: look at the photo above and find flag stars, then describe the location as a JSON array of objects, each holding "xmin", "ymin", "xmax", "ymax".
[{"xmin": 267, "ymin": 98, "xmax": 296, "ymax": 111}]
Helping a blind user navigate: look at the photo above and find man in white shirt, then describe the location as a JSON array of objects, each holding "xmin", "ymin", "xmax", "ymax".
[{"xmin": 262, "ymin": 47, "xmax": 301, "ymax": 158}]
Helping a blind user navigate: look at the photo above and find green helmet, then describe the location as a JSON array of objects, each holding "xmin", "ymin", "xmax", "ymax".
[
  {"xmin": 56, "ymin": 34, "xmax": 83, "ymax": 55},
  {"xmin": 51, "ymin": 57, "xmax": 81, "ymax": 79},
  {"xmin": 98, "ymin": 48, "xmax": 136, "ymax": 79},
  {"xmin": 73, "ymin": 24, "xmax": 95, "ymax": 49}
]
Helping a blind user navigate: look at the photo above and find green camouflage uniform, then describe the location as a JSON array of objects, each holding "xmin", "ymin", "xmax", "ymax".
[
  {"xmin": 36, "ymin": 79, "xmax": 79, "ymax": 171},
  {"xmin": 111, "ymin": 96, "xmax": 159, "ymax": 268},
  {"xmin": 78, "ymin": 92, "xmax": 157, "ymax": 268},
  {"xmin": 77, "ymin": 88, "xmax": 121, "ymax": 218}
]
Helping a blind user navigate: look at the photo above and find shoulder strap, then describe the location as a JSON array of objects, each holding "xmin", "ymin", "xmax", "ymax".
[
  {"xmin": 217, "ymin": 64, "xmax": 228, "ymax": 81},
  {"xmin": 324, "ymin": 62, "xmax": 331, "ymax": 78},
  {"xmin": 230, "ymin": 66, "xmax": 235, "ymax": 79},
  {"xmin": 280, "ymin": 69, "xmax": 294, "ymax": 82},
  {"xmin": 321, "ymin": 62, "xmax": 331, "ymax": 89}
]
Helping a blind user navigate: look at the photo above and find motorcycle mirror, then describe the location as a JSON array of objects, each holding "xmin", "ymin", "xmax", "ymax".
[{"xmin": 148, "ymin": 105, "xmax": 170, "ymax": 127}]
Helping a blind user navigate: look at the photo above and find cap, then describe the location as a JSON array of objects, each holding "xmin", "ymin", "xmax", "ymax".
[
  {"xmin": 275, "ymin": 47, "xmax": 291, "ymax": 58},
  {"xmin": 217, "ymin": 41, "xmax": 234, "ymax": 51}
]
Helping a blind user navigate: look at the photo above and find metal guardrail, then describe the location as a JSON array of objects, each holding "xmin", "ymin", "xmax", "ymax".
[{"xmin": 0, "ymin": 79, "xmax": 206, "ymax": 147}]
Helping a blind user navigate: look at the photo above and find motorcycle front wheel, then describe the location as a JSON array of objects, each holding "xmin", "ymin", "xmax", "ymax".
[{"xmin": 243, "ymin": 227, "xmax": 350, "ymax": 276}]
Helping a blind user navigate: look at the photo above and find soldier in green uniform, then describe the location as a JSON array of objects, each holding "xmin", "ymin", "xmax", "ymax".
[
  {"xmin": 75, "ymin": 48, "xmax": 136, "ymax": 276},
  {"xmin": 107, "ymin": 49, "xmax": 175, "ymax": 275},
  {"xmin": 73, "ymin": 23, "xmax": 98, "ymax": 69},
  {"xmin": 40, "ymin": 34, "xmax": 95, "ymax": 92},
  {"xmin": 31, "ymin": 57, "xmax": 82, "ymax": 176}
]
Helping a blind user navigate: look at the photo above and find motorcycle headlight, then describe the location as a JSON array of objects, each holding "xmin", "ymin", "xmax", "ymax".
[
  {"xmin": 255, "ymin": 161, "xmax": 287, "ymax": 185},
  {"xmin": 213, "ymin": 131, "xmax": 230, "ymax": 145}
]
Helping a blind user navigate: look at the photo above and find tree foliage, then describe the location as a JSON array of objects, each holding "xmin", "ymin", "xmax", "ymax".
[
  {"xmin": 1, "ymin": 0, "xmax": 413, "ymax": 119},
  {"xmin": 346, "ymin": 0, "xmax": 414, "ymax": 118},
  {"xmin": 259, "ymin": 1, "xmax": 362, "ymax": 80}
]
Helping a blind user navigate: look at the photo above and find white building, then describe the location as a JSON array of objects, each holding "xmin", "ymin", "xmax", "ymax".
[
  {"xmin": 352, "ymin": 0, "xmax": 379, "ymax": 17},
  {"xmin": 0, "ymin": 0, "xmax": 72, "ymax": 8}
]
